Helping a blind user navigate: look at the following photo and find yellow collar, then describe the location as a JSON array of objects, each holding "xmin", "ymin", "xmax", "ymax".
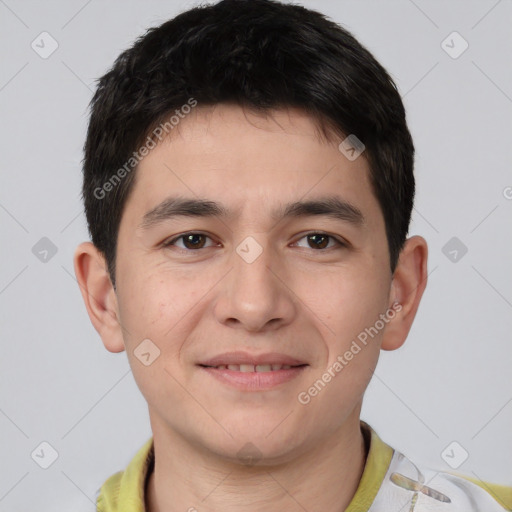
[{"xmin": 96, "ymin": 421, "xmax": 393, "ymax": 512}]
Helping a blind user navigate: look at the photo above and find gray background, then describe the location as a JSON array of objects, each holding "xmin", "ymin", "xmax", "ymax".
[{"xmin": 0, "ymin": 0, "xmax": 511, "ymax": 510}]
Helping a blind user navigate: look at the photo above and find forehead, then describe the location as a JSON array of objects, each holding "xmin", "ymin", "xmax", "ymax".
[{"xmin": 122, "ymin": 104, "xmax": 381, "ymax": 229}]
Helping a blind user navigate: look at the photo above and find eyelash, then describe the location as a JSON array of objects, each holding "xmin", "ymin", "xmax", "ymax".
[{"xmin": 161, "ymin": 231, "xmax": 346, "ymax": 252}]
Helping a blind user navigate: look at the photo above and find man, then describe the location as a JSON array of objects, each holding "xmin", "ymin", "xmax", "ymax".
[{"xmin": 73, "ymin": 0, "xmax": 511, "ymax": 510}]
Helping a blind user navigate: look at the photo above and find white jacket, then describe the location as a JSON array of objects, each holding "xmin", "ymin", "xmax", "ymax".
[{"xmin": 369, "ymin": 449, "xmax": 507, "ymax": 511}]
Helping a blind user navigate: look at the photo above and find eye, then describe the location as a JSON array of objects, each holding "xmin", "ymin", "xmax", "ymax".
[
  {"xmin": 162, "ymin": 232, "xmax": 217, "ymax": 250},
  {"xmin": 293, "ymin": 232, "xmax": 345, "ymax": 250},
  {"xmin": 162, "ymin": 231, "xmax": 345, "ymax": 252}
]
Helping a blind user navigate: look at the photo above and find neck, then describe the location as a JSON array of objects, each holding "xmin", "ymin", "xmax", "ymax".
[{"xmin": 145, "ymin": 412, "xmax": 368, "ymax": 512}]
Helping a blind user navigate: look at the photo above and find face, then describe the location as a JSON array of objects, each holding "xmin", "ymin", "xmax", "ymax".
[{"xmin": 111, "ymin": 104, "xmax": 396, "ymax": 462}]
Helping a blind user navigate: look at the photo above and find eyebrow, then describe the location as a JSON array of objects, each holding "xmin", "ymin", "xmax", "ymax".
[{"xmin": 139, "ymin": 195, "xmax": 365, "ymax": 230}]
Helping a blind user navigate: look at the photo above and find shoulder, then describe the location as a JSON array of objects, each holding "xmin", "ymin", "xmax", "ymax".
[
  {"xmin": 95, "ymin": 436, "xmax": 154, "ymax": 512},
  {"xmin": 445, "ymin": 472, "xmax": 512, "ymax": 511},
  {"xmin": 96, "ymin": 470, "xmax": 123, "ymax": 512},
  {"xmin": 371, "ymin": 450, "xmax": 512, "ymax": 511}
]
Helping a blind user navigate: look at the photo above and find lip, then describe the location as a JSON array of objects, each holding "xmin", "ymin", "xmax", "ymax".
[
  {"xmin": 199, "ymin": 351, "xmax": 307, "ymax": 367},
  {"xmin": 197, "ymin": 351, "xmax": 309, "ymax": 391},
  {"xmin": 199, "ymin": 365, "xmax": 308, "ymax": 391}
]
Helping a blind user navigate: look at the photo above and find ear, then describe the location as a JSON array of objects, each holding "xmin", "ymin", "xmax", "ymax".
[
  {"xmin": 381, "ymin": 236, "xmax": 428, "ymax": 351},
  {"xmin": 73, "ymin": 241, "xmax": 125, "ymax": 353}
]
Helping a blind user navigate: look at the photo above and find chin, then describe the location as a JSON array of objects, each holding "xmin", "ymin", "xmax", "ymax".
[{"xmin": 204, "ymin": 418, "xmax": 308, "ymax": 464}]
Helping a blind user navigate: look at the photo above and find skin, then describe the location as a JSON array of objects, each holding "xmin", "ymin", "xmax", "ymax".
[{"xmin": 74, "ymin": 104, "xmax": 428, "ymax": 512}]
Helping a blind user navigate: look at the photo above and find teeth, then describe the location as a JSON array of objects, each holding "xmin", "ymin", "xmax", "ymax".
[
  {"xmin": 214, "ymin": 364, "xmax": 295, "ymax": 372},
  {"xmin": 255, "ymin": 364, "xmax": 271, "ymax": 372}
]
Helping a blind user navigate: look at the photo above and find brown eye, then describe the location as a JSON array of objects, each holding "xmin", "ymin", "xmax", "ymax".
[
  {"xmin": 294, "ymin": 232, "xmax": 344, "ymax": 250},
  {"xmin": 181, "ymin": 233, "xmax": 206, "ymax": 249},
  {"xmin": 163, "ymin": 232, "xmax": 215, "ymax": 250},
  {"xmin": 307, "ymin": 233, "xmax": 329, "ymax": 249}
]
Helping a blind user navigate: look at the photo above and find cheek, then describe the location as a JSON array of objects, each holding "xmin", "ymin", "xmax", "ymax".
[
  {"xmin": 116, "ymin": 266, "xmax": 179, "ymax": 341},
  {"xmin": 314, "ymin": 265, "xmax": 390, "ymax": 354},
  {"xmin": 301, "ymin": 270, "xmax": 387, "ymax": 414},
  {"xmin": 117, "ymin": 270, "xmax": 198, "ymax": 395},
  {"xmin": 117, "ymin": 263, "xmax": 216, "ymax": 356}
]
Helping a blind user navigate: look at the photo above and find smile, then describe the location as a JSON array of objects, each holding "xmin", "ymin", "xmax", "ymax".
[
  {"xmin": 198, "ymin": 364, "xmax": 308, "ymax": 390},
  {"xmin": 201, "ymin": 363, "xmax": 302, "ymax": 372}
]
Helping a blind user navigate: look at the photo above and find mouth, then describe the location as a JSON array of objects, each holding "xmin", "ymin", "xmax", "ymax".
[
  {"xmin": 199, "ymin": 363, "xmax": 307, "ymax": 372},
  {"xmin": 197, "ymin": 352, "xmax": 309, "ymax": 390}
]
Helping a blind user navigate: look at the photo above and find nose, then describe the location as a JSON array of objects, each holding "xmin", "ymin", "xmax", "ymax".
[{"xmin": 213, "ymin": 238, "xmax": 297, "ymax": 332}]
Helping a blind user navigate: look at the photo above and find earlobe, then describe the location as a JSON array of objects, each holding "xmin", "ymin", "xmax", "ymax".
[
  {"xmin": 73, "ymin": 242, "xmax": 125, "ymax": 353},
  {"xmin": 381, "ymin": 236, "xmax": 428, "ymax": 351}
]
